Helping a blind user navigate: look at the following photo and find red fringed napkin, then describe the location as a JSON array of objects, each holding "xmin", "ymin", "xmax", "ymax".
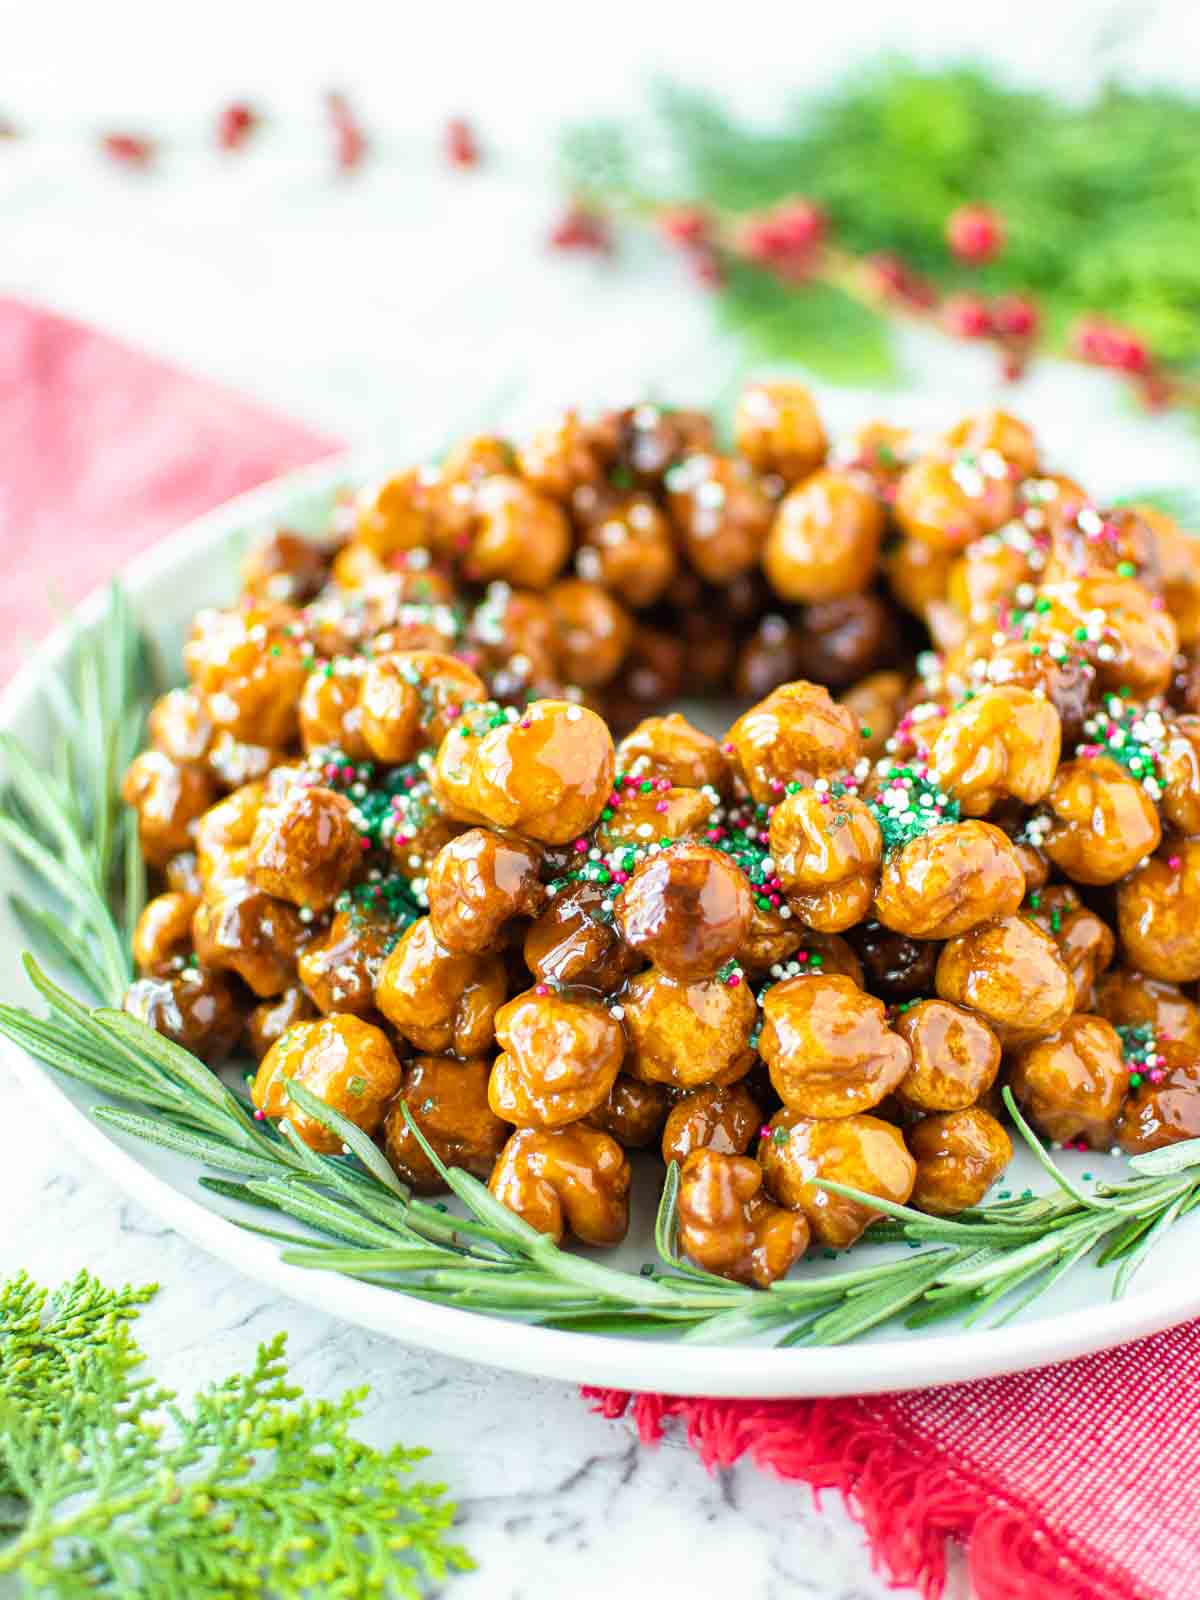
[{"xmin": 5, "ymin": 295, "xmax": 1198, "ymax": 1600}]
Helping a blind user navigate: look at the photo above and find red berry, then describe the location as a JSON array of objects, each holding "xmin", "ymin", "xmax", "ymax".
[
  {"xmin": 1070, "ymin": 316, "xmax": 1150, "ymax": 374},
  {"xmin": 548, "ymin": 203, "xmax": 612, "ymax": 254},
  {"xmin": 326, "ymin": 91, "xmax": 367, "ymax": 173},
  {"xmin": 445, "ymin": 117, "xmax": 480, "ymax": 169},
  {"xmin": 216, "ymin": 102, "xmax": 258, "ymax": 153},
  {"xmin": 735, "ymin": 199, "xmax": 825, "ymax": 267},
  {"xmin": 992, "ymin": 295, "xmax": 1039, "ymax": 339},
  {"xmin": 946, "ymin": 204, "xmax": 1005, "ymax": 264},
  {"xmin": 772, "ymin": 199, "xmax": 827, "ymax": 250},
  {"xmin": 1113, "ymin": 333, "xmax": 1151, "ymax": 374},
  {"xmin": 943, "ymin": 294, "xmax": 993, "ymax": 339},
  {"xmin": 101, "ymin": 133, "xmax": 155, "ymax": 169},
  {"xmin": 658, "ymin": 206, "xmax": 709, "ymax": 246},
  {"xmin": 736, "ymin": 216, "xmax": 787, "ymax": 264}
]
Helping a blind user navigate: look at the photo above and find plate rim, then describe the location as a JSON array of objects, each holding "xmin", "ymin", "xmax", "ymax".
[{"xmin": 4, "ymin": 453, "xmax": 1198, "ymax": 1399}]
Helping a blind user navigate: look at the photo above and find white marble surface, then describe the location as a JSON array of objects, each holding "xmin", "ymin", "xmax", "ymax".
[{"xmin": 2, "ymin": 4, "xmax": 1197, "ymax": 1593}]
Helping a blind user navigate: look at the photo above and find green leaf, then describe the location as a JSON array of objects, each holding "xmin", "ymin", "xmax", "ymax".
[
  {"xmin": 1128, "ymin": 1139, "xmax": 1200, "ymax": 1177},
  {"xmin": 284, "ymin": 1077, "xmax": 410, "ymax": 1200},
  {"xmin": 715, "ymin": 266, "xmax": 900, "ymax": 384}
]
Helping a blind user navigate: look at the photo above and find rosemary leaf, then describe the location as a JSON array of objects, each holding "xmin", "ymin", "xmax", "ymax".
[
  {"xmin": 93, "ymin": 1108, "xmax": 294, "ymax": 1180},
  {"xmin": 1127, "ymin": 1139, "xmax": 1200, "ymax": 1177},
  {"xmin": 284, "ymin": 1078, "xmax": 409, "ymax": 1200}
]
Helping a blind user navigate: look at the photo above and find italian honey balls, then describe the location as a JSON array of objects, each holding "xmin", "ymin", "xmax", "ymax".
[
  {"xmin": 433, "ymin": 698, "xmax": 615, "ymax": 845},
  {"xmin": 118, "ymin": 385, "xmax": 1200, "ymax": 1289}
]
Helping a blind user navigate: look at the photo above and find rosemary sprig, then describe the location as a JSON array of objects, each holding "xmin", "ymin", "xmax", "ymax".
[{"xmin": 4, "ymin": 588, "xmax": 1200, "ymax": 1348}]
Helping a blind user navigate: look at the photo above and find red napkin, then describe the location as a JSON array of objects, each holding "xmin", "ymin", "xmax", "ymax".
[
  {"xmin": 0, "ymin": 296, "xmax": 337, "ymax": 680},
  {"xmin": 4, "ymin": 295, "xmax": 1195, "ymax": 1600}
]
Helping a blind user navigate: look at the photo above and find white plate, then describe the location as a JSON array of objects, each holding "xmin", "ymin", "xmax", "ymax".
[{"xmin": 5, "ymin": 455, "xmax": 1199, "ymax": 1397}]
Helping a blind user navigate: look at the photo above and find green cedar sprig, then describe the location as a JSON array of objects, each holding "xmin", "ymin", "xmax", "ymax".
[{"xmin": 0, "ymin": 1269, "xmax": 471, "ymax": 1596}]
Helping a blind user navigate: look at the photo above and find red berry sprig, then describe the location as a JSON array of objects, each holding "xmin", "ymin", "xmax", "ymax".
[
  {"xmin": 566, "ymin": 186, "xmax": 1182, "ymax": 411},
  {"xmin": 1070, "ymin": 315, "xmax": 1151, "ymax": 374}
]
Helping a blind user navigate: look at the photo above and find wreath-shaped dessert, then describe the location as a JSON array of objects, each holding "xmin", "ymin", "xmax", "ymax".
[{"xmin": 120, "ymin": 388, "xmax": 1200, "ymax": 1289}]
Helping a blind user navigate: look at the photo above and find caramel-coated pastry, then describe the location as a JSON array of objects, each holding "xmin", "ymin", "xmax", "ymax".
[{"xmin": 119, "ymin": 389, "xmax": 1200, "ymax": 1278}]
